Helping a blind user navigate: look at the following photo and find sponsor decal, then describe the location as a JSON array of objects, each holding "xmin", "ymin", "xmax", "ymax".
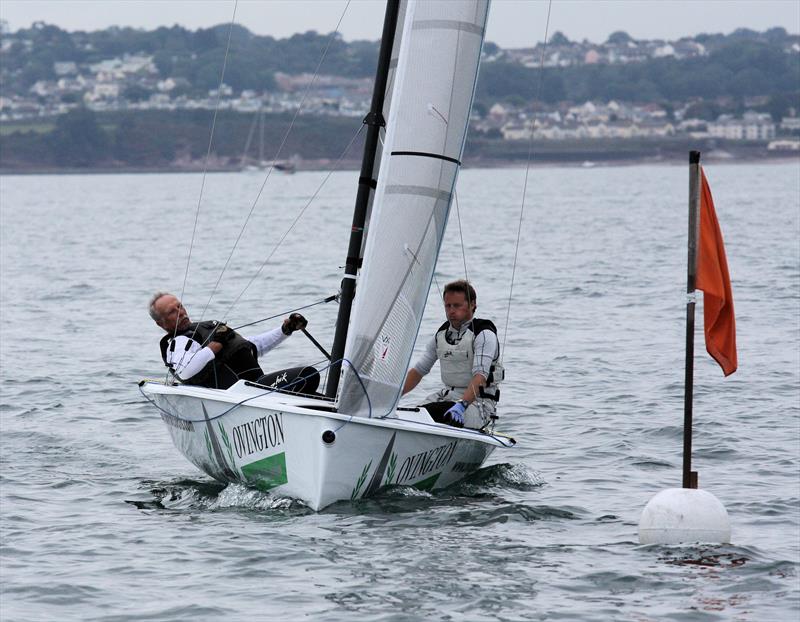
[
  {"xmin": 217, "ymin": 422, "xmax": 236, "ymax": 466},
  {"xmin": 231, "ymin": 413, "xmax": 285, "ymax": 458},
  {"xmin": 385, "ymin": 453, "xmax": 398, "ymax": 486},
  {"xmin": 351, "ymin": 461, "xmax": 372, "ymax": 500},
  {"xmin": 201, "ymin": 404, "xmax": 238, "ymax": 480},
  {"xmin": 375, "ymin": 334, "xmax": 391, "ymax": 361},
  {"xmin": 160, "ymin": 412, "xmax": 194, "ymax": 431},
  {"xmin": 241, "ymin": 452, "xmax": 288, "ymax": 491},
  {"xmin": 395, "ymin": 440, "xmax": 458, "ymax": 485},
  {"xmin": 268, "ymin": 372, "xmax": 288, "ymax": 388},
  {"xmin": 413, "ymin": 472, "xmax": 440, "ymax": 491}
]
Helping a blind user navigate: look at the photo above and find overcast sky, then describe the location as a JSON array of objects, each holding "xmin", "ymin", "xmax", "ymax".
[{"xmin": 1, "ymin": 0, "xmax": 798, "ymax": 47}]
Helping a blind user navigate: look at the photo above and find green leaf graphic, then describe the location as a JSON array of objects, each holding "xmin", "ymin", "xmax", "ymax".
[
  {"xmin": 350, "ymin": 460, "xmax": 372, "ymax": 501},
  {"xmin": 218, "ymin": 422, "xmax": 235, "ymax": 466},
  {"xmin": 385, "ymin": 452, "xmax": 397, "ymax": 486},
  {"xmin": 204, "ymin": 429, "xmax": 213, "ymax": 462}
]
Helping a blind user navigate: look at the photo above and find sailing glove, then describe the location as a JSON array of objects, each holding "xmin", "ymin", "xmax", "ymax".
[
  {"xmin": 211, "ymin": 322, "xmax": 233, "ymax": 344},
  {"xmin": 444, "ymin": 401, "xmax": 466, "ymax": 428},
  {"xmin": 282, "ymin": 313, "xmax": 308, "ymax": 335}
]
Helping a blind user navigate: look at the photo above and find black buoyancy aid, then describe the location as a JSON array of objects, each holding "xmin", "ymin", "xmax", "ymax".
[{"xmin": 159, "ymin": 321, "xmax": 262, "ymax": 389}]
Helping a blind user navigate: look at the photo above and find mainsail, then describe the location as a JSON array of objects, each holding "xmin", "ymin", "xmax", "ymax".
[
  {"xmin": 338, "ymin": 0, "xmax": 490, "ymax": 416},
  {"xmin": 359, "ymin": 0, "xmax": 409, "ymax": 256}
]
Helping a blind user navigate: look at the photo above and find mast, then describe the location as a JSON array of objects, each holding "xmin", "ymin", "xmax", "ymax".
[
  {"xmin": 326, "ymin": 0, "xmax": 401, "ymax": 399},
  {"xmin": 683, "ymin": 150, "xmax": 701, "ymax": 489}
]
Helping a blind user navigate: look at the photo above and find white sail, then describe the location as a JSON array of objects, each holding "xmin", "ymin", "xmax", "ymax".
[
  {"xmin": 339, "ymin": 0, "xmax": 490, "ymax": 417},
  {"xmin": 360, "ymin": 0, "xmax": 409, "ymax": 254}
]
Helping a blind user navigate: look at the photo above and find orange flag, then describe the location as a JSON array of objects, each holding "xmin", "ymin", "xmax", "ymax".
[{"xmin": 695, "ymin": 168, "xmax": 737, "ymax": 376}]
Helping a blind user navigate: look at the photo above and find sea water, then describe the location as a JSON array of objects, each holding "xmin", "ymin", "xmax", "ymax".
[{"xmin": 1, "ymin": 161, "xmax": 798, "ymax": 620}]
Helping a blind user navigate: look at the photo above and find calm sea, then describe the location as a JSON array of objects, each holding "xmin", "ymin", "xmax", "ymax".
[{"xmin": 1, "ymin": 161, "xmax": 798, "ymax": 621}]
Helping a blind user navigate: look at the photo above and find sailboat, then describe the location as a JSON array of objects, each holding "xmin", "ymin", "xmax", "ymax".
[
  {"xmin": 240, "ymin": 107, "xmax": 298, "ymax": 173},
  {"xmin": 140, "ymin": 0, "xmax": 516, "ymax": 511}
]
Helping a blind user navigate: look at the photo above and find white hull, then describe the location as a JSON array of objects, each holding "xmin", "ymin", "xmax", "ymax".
[{"xmin": 140, "ymin": 380, "xmax": 515, "ymax": 511}]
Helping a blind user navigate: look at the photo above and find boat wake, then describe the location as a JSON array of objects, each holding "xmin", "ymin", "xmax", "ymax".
[
  {"xmin": 127, "ymin": 478, "xmax": 311, "ymax": 514},
  {"xmin": 466, "ymin": 462, "xmax": 546, "ymax": 489},
  {"xmin": 128, "ymin": 463, "xmax": 545, "ymax": 515}
]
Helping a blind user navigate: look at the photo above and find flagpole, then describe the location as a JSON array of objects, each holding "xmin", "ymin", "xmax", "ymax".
[
  {"xmin": 638, "ymin": 150, "xmax": 731, "ymax": 545},
  {"xmin": 683, "ymin": 150, "xmax": 701, "ymax": 489}
]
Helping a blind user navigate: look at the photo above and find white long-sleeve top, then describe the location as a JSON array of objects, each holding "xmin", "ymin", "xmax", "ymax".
[
  {"xmin": 166, "ymin": 326, "xmax": 288, "ymax": 381},
  {"xmin": 412, "ymin": 322, "xmax": 498, "ymax": 380}
]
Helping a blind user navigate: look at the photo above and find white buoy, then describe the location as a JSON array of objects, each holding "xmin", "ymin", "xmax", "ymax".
[{"xmin": 639, "ymin": 488, "xmax": 731, "ymax": 545}]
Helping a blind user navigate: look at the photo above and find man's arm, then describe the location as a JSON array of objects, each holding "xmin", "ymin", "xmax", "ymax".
[
  {"xmin": 459, "ymin": 329, "xmax": 499, "ymax": 404},
  {"xmin": 402, "ymin": 336, "xmax": 437, "ymax": 395},
  {"xmin": 402, "ymin": 369, "xmax": 423, "ymax": 395},
  {"xmin": 168, "ymin": 336, "xmax": 222, "ymax": 380},
  {"xmin": 459, "ymin": 372, "xmax": 488, "ymax": 405},
  {"xmin": 247, "ymin": 326, "xmax": 288, "ymax": 357}
]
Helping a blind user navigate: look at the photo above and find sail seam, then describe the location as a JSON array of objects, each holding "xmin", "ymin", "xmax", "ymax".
[{"xmin": 385, "ymin": 185, "xmax": 452, "ymax": 201}]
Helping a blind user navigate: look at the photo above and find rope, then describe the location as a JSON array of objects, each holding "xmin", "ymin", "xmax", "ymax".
[
  {"xmin": 231, "ymin": 295, "xmax": 337, "ymax": 331},
  {"xmin": 500, "ymin": 0, "xmax": 553, "ymax": 357},
  {"xmin": 196, "ymin": 0, "xmax": 353, "ymax": 327}
]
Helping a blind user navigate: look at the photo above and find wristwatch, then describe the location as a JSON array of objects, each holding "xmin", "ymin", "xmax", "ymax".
[{"xmin": 459, "ymin": 399, "xmax": 470, "ymax": 409}]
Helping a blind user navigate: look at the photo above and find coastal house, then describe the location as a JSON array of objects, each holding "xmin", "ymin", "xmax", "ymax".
[
  {"xmin": 53, "ymin": 61, "xmax": 78, "ymax": 76},
  {"xmin": 708, "ymin": 113, "xmax": 776, "ymax": 140}
]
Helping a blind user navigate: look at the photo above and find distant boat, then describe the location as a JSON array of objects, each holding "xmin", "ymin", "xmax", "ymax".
[
  {"xmin": 273, "ymin": 159, "xmax": 296, "ymax": 174},
  {"xmin": 240, "ymin": 106, "xmax": 297, "ymax": 173},
  {"xmin": 141, "ymin": 0, "xmax": 515, "ymax": 511},
  {"xmin": 581, "ymin": 160, "xmax": 596, "ymax": 168},
  {"xmin": 242, "ymin": 158, "xmax": 297, "ymax": 174}
]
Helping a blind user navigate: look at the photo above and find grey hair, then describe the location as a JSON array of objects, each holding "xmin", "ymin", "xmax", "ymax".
[{"xmin": 148, "ymin": 291, "xmax": 172, "ymax": 321}]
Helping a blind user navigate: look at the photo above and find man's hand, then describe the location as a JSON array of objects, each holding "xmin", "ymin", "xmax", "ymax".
[
  {"xmin": 444, "ymin": 401, "xmax": 466, "ymax": 428},
  {"xmin": 211, "ymin": 322, "xmax": 232, "ymax": 345},
  {"xmin": 282, "ymin": 313, "xmax": 308, "ymax": 335}
]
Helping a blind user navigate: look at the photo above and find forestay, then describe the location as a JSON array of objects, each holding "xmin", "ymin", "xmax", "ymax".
[{"xmin": 338, "ymin": 0, "xmax": 490, "ymax": 417}]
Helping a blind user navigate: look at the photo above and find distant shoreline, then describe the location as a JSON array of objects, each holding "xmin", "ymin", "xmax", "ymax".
[{"xmin": 1, "ymin": 152, "xmax": 797, "ymax": 176}]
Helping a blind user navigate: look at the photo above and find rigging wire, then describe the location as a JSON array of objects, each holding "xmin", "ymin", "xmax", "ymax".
[
  {"xmin": 177, "ymin": 0, "xmax": 238, "ymax": 321},
  {"xmin": 453, "ymin": 189, "xmax": 470, "ymax": 286},
  {"xmin": 220, "ymin": 122, "xmax": 367, "ymax": 321},
  {"xmin": 500, "ymin": 0, "xmax": 553, "ymax": 357},
  {"xmin": 164, "ymin": 0, "xmax": 238, "ymax": 384},
  {"xmin": 196, "ymin": 0, "xmax": 353, "ymax": 327},
  {"xmin": 172, "ymin": 121, "xmax": 365, "ymax": 380}
]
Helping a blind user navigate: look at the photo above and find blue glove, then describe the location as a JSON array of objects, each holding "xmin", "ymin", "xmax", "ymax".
[{"xmin": 444, "ymin": 401, "xmax": 466, "ymax": 428}]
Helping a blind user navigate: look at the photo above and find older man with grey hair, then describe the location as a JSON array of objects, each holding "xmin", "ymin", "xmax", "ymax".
[{"xmin": 149, "ymin": 292, "xmax": 310, "ymax": 391}]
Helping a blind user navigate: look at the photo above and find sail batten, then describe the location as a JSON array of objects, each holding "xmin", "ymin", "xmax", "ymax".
[
  {"xmin": 412, "ymin": 19, "xmax": 485, "ymax": 34},
  {"xmin": 339, "ymin": 0, "xmax": 490, "ymax": 417}
]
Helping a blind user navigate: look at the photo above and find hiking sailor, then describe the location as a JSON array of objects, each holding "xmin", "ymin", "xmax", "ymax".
[
  {"xmin": 149, "ymin": 292, "xmax": 309, "ymax": 391},
  {"xmin": 402, "ymin": 280, "xmax": 502, "ymax": 430}
]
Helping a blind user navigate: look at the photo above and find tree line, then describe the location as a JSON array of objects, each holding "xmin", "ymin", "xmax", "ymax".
[
  {"xmin": 2, "ymin": 22, "xmax": 798, "ymax": 105},
  {"xmin": 0, "ymin": 108, "xmax": 366, "ymax": 169}
]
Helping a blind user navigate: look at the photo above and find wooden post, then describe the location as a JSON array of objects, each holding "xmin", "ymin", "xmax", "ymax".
[{"xmin": 683, "ymin": 150, "xmax": 701, "ymax": 489}]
